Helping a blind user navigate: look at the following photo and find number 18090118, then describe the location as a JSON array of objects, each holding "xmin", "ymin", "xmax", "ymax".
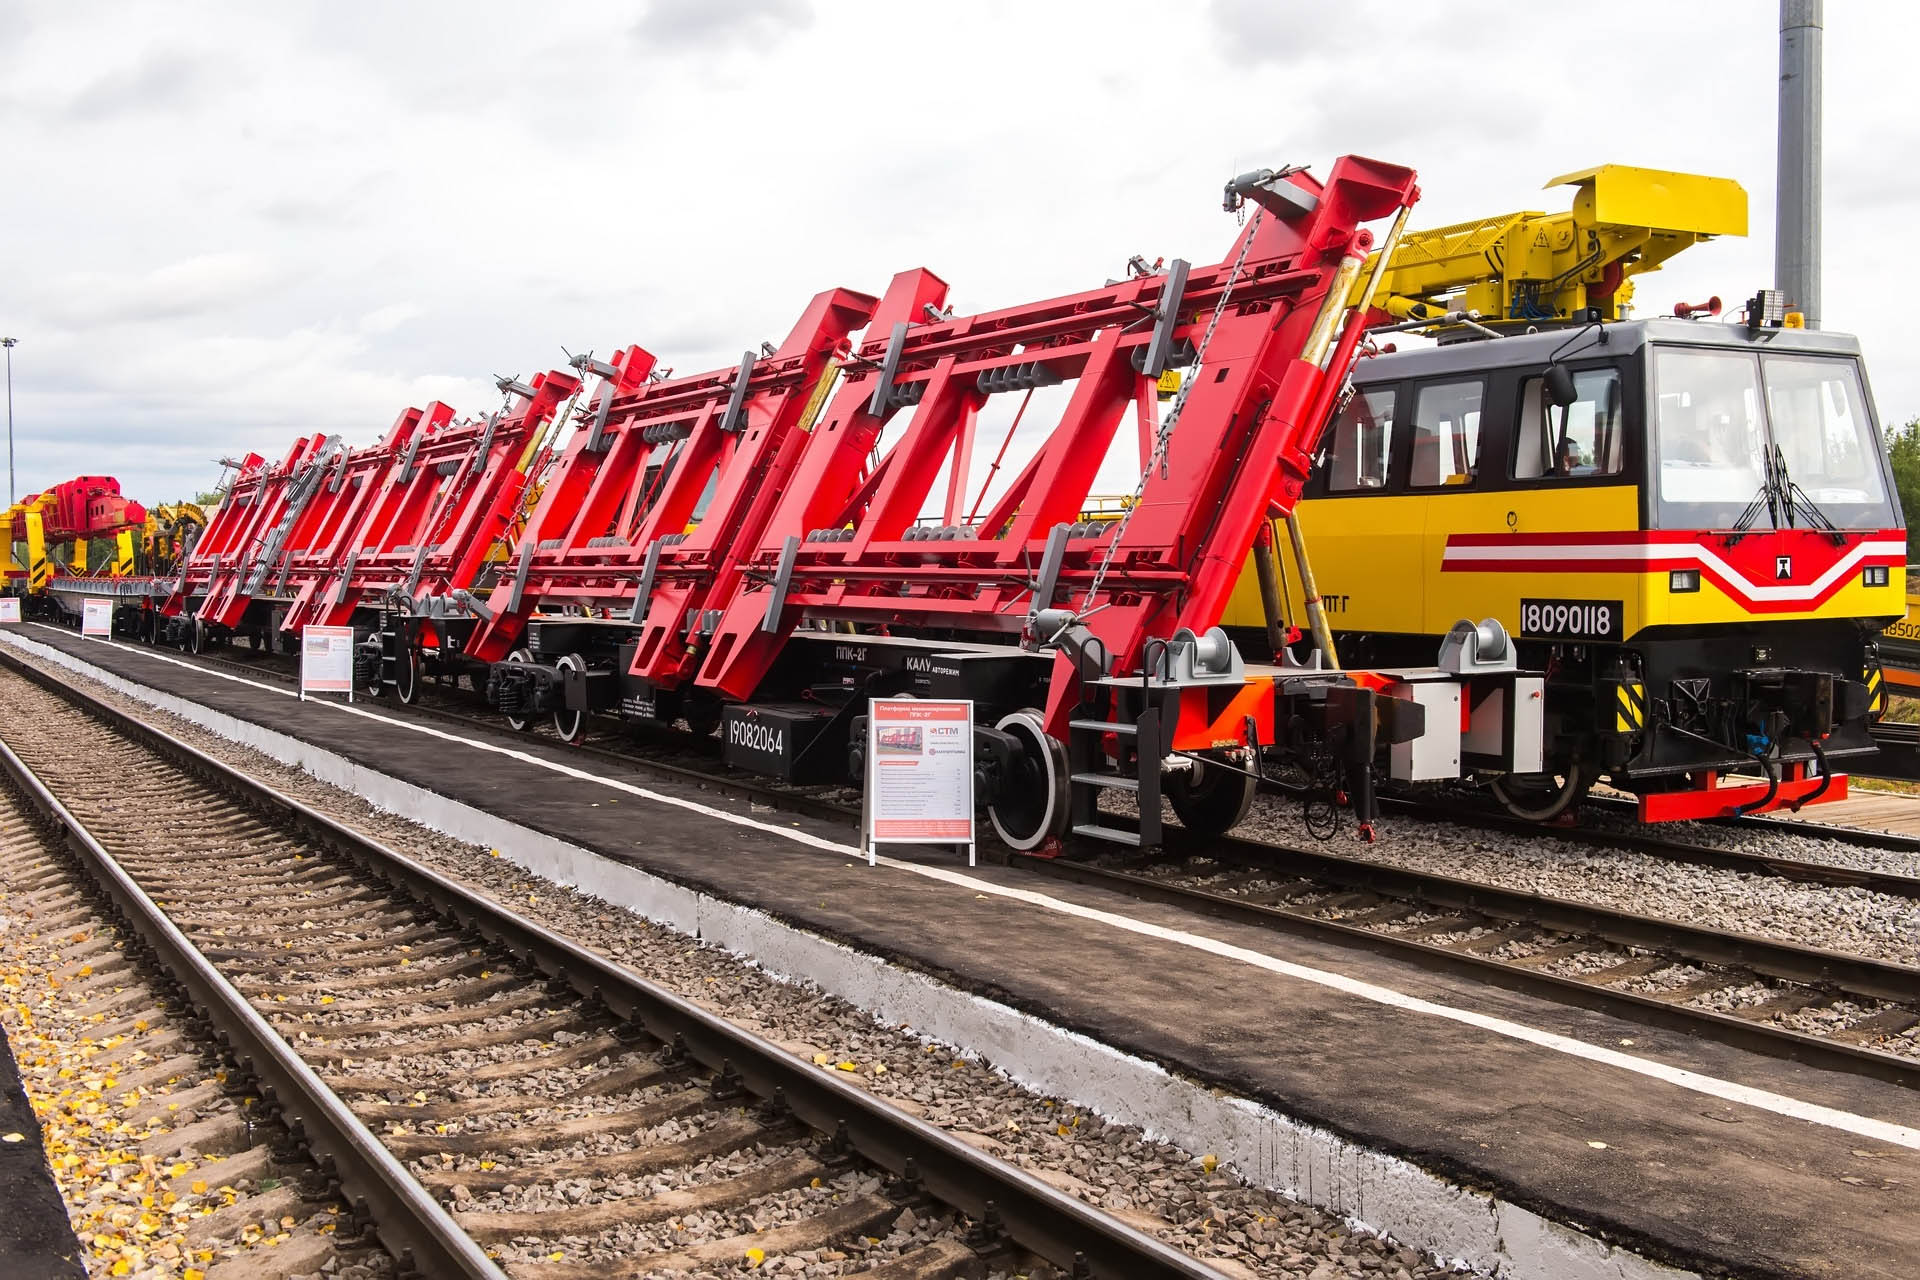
[{"xmin": 1518, "ymin": 597, "xmax": 1622, "ymax": 643}]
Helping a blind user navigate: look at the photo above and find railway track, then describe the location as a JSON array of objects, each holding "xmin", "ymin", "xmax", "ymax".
[
  {"xmin": 0, "ymin": 659, "xmax": 1223, "ymax": 1279},
  {"xmin": 1393, "ymin": 794, "xmax": 1920, "ymax": 900},
  {"xmin": 16, "ymin": 631, "xmax": 1920, "ymax": 1090},
  {"xmin": 0, "ymin": 769, "xmax": 394, "ymax": 1278},
  {"xmin": 111, "ymin": 630, "xmax": 864, "ymax": 827},
  {"xmin": 1023, "ymin": 827, "xmax": 1920, "ymax": 1088}
]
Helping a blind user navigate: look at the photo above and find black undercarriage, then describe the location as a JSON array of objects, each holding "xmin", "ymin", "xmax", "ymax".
[{"xmin": 1230, "ymin": 618, "xmax": 1882, "ymax": 792}]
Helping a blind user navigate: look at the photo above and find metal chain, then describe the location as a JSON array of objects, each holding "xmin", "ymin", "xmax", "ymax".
[{"xmin": 1071, "ymin": 207, "xmax": 1265, "ymax": 620}]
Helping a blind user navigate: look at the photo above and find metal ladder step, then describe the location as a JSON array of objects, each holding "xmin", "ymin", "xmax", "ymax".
[
  {"xmin": 1069, "ymin": 718, "xmax": 1137, "ymax": 736},
  {"xmin": 1072, "ymin": 823, "xmax": 1142, "ymax": 847},
  {"xmin": 1071, "ymin": 771, "xmax": 1138, "ymax": 792}
]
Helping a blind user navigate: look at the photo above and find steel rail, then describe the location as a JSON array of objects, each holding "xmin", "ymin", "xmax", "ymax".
[
  {"xmin": 1389, "ymin": 795, "xmax": 1920, "ymax": 901},
  {"xmin": 1197, "ymin": 832, "xmax": 1920, "ymax": 1002},
  {"xmin": 1015, "ymin": 831, "xmax": 1919, "ymax": 1090},
  {"xmin": 0, "ymin": 737, "xmax": 506, "ymax": 1280},
  {"xmin": 0, "ymin": 651, "xmax": 1224, "ymax": 1280},
  {"xmin": 27, "ymin": 626, "xmax": 862, "ymax": 827}
]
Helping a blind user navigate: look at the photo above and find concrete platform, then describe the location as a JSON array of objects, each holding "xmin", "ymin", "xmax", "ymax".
[
  {"xmin": 7, "ymin": 623, "xmax": 1919, "ymax": 1280},
  {"xmin": 0, "ymin": 1021, "xmax": 86, "ymax": 1278}
]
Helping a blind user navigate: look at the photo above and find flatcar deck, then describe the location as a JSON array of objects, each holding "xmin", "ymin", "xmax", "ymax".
[{"xmin": 6, "ymin": 623, "xmax": 1918, "ymax": 1280}]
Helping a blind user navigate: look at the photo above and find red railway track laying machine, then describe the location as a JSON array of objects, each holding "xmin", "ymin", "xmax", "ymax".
[{"xmin": 71, "ymin": 156, "xmax": 1559, "ymax": 847}]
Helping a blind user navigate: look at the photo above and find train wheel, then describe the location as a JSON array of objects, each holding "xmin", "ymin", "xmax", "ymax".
[
  {"xmin": 987, "ymin": 708, "xmax": 1069, "ymax": 851},
  {"xmin": 1166, "ymin": 755, "xmax": 1257, "ymax": 836},
  {"xmin": 502, "ymin": 649, "xmax": 534, "ymax": 733},
  {"xmin": 186, "ymin": 618, "xmax": 205, "ymax": 655},
  {"xmin": 1491, "ymin": 764, "xmax": 1588, "ymax": 822},
  {"xmin": 553, "ymin": 653, "xmax": 586, "ymax": 744},
  {"xmin": 395, "ymin": 647, "xmax": 422, "ymax": 705}
]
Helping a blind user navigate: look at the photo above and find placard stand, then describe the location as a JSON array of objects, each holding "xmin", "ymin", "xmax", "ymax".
[
  {"xmin": 81, "ymin": 598, "xmax": 112, "ymax": 639},
  {"xmin": 300, "ymin": 625, "xmax": 357, "ymax": 703},
  {"xmin": 0, "ymin": 597, "xmax": 20, "ymax": 623},
  {"xmin": 861, "ymin": 698, "xmax": 975, "ymax": 866}
]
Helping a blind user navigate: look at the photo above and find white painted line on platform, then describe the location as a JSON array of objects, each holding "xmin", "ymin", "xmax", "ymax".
[{"xmin": 14, "ymin": 626, "xmax": 1920, "ymax": 1154}]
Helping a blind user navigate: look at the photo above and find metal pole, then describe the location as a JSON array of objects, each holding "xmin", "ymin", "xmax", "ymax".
[
  {"xmin": 1776, "ymin": 0, "xmax": 1822, "ymax": 328},
  {"xmin": 3, "ymin": 338, "xmax": 15, "ymax": 505}
]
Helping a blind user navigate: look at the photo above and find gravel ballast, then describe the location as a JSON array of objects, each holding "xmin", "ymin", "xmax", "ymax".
[{"xmin": 0, "ymin": 658, "xmax": 1473, "ymax": 1280}]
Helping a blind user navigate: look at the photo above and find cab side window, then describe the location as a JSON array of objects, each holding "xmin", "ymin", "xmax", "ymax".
[
  {"xmin": 1515, "ymin": 368, "xmax": 1624, "ymax": 480},
  {"xmin": 1409, "ymin": 380, "xmax": 1483, "ymax": 488},
  {"xmin": 1324, "ymin": 388, "xmax": 1396, "ymax": 492}
]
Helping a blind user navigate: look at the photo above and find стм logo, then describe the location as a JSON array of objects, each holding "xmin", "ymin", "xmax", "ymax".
[{"xmin": 1775, "ymin": 555, "xmax": 1792, "ymax": 580}]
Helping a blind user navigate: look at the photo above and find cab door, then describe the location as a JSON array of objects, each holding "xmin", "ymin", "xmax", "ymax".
[
  {"xmin": 1289, "ymin": 384, "xmax": 1427, "ymax": 645},
  {"xmin": 1423, "ymin": 364, "xmax": 1641, "ymax": 640}
]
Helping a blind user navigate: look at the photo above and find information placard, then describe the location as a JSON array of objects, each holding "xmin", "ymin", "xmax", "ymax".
[
  {"xmin": 81, "ymin": 598, "xmax": 112, "ymax": 639},
  {"xmin": 300, "ymin": 626, "xmax": 357, "ymax": 702},
  {"xmin": 0, "ymin": 597, "xmax": 19, "ymax": 623},
  {"xmin": 863, "ymin": 698, "xmax": 974, "ymax": 866}
]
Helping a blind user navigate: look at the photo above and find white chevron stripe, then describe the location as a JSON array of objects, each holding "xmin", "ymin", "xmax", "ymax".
[{"xmin": 1441, "ymin": 538, "xmax": 1904, "ymax": 605}]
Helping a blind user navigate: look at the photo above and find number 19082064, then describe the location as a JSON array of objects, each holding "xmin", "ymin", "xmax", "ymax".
[{"xmin": 1518, "ymin": 597, "xmax": 1623, "ymax": 643}]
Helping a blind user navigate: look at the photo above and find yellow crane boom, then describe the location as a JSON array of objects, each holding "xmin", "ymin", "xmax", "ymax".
[{"xmin": 1361, "ymin": 164, "xmax": 1748, "ymax": 328}]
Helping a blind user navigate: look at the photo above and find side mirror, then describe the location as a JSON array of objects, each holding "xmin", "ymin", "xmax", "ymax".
[{"xmin": 1543, "ymin": 362, "xmax": 1577, "ymax": 409}]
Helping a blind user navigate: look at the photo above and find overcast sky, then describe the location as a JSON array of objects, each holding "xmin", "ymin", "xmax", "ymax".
[{"xmin": 2, "ymin": 0, "xmax": 1914, "ymax": 505}]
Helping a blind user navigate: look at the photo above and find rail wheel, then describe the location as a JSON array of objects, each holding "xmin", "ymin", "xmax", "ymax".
[
  {"xmin": 1166, "ymin": 755, "xmax": 1257, "ymax": 836},
  {"xmin": 987, "ymin": 708, "xmax": 1069, "ymax": 851},
  {"xmin": 502, "ymin": 648, "xmax": 534, "ymax": 733},
  {"xmin": 185, "ymin": 618, "xmax": 206, "ymax": 655},
  {"xmin": 553, "ymin": 653, "xmax": 587, "ymax": 744},
  {"xmin": 394, "ymin": 646, "xmax": 422, "ymax": 705},
  {"xmin": 1491, "ymin": 764, "xmax": 1589, "ymax": 822}
]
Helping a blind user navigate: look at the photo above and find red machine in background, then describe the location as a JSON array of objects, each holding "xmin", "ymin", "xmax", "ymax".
[{"xmin": 2, "ymin": 476, "xmax": 149, "ymax": 600}]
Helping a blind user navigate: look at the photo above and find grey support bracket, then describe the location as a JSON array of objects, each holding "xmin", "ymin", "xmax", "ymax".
[
  {"xmin": 718, "ymin": 351, "xmax": 756, "ymax": 435},
  {"xmin": 405, "ymin": 543, "xmax": 433, "ymax": 596},
  {"xmin": 627, "ymin": 539, "xmax": 664, "ymax": 624},
  {"xmin": 332, "ymin": 550, "xmax": 359, "ymax": 605},
  {"xmin": 1142, "ymin": 258, "xmax": 1191, "ymax": 378},
  {"xmin": 585, "ymin": 387, "xmax": 616, "ymax": 453},
  {"xmin": 866, "ymin": 322, "xmax": 910, "ymax": 418},
  {"xmin": 1029, "ymin": 523, "xmax": 1072, "ymax": 616},
  {"xmin": 474, "ymin": 412, "xmax": 498, "ymax": 462},
  {"xmin": 506, "ymin": 540, "xmax": 535, "ymax": 616},
  {"xmin": 760, "ymin": 535, "xmax": 801, "ymax": 634},
  {"xmin": 396, "ymin": 433, "xmax": 422, "ymax": 486}
]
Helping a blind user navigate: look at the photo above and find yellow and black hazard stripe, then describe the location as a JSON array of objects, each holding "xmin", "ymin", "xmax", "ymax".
[
  {"xmin": 28, "ymin": 557, "xmax": 52, "ymax": 592},
  {"xmin": 1866, "ymin": 663, "xmax": 1885, "ymax": 718},
  {"xmin": 1614, "ymin": 680, "xmax": 1646, "ymax": 735}
]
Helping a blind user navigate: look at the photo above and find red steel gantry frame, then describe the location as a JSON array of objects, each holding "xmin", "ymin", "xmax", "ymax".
[
  {"xmin": 466, "ymin": 287, "xmax": 882, "ymax": 663},
  {"xmin": 166, "ymin": 372, "xmax": 578, "ymax": 636},
  {"xmin": 587, "ymin": 157, "xmax": 1423, "ymax": 740}
]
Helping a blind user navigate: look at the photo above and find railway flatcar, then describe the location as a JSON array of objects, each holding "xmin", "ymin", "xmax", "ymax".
[{"xmin": 1224, "ymin": 302, "xmax": 1904, "ymax": 821}]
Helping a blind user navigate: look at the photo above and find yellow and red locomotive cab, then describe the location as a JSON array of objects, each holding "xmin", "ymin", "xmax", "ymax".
[{"xmin": 1228, "ymin": 317, "xmax": 1903, "ymax": 821}]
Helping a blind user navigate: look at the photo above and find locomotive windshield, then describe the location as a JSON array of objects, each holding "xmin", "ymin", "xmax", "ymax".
[{"xmin": 1650, "ymin": 345, "xmax": 1893, "ymax": 530}]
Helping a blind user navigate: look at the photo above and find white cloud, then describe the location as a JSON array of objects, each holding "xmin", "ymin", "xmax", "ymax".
[{"xmin": 0, "ymin": 0, "xmax": 1913, "ymax": 510}]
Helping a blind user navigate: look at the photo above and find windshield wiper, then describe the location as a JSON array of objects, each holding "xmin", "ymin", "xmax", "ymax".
[
  {"xmin": 1770, "ymin": 446, "xmax": 1848, "ymax": 544},
  {"xmin": 1729, "ymin": 451, "xmax": 1782, "ymax": 539}
]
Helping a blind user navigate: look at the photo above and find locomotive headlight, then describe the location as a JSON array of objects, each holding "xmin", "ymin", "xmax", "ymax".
[
  {"xmin": 1669, "ymin": 569, "xmax": 1701, "ymax": 593},
  {"xmin": 1864, "ymin": 565, "xmax": 1891, "ymax": 587}
]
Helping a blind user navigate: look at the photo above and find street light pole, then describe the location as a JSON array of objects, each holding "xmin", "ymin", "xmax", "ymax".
[{"xmin": 1, "ymin": 337, "xmax": 15, "ymax": 506}]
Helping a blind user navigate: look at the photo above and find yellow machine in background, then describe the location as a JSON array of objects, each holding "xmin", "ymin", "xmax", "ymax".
[{"xmin": 140, "ymin": 502, "xmax": 208, "ymax": 576}]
